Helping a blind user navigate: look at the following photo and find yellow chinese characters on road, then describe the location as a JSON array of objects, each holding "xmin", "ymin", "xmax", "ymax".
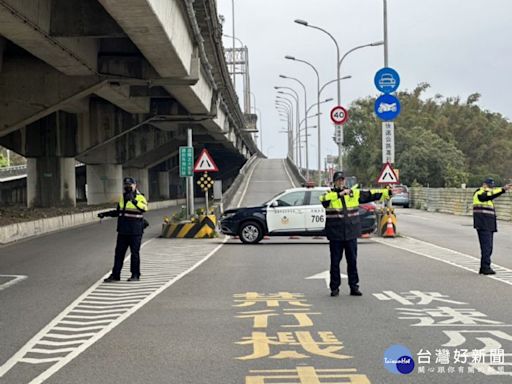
[{"xmin": 233, "ymin": 291, "xmax": 371, "ymax": 384}]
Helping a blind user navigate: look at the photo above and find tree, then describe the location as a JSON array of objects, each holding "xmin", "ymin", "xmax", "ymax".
[{"xmin": 343, "ymin": 84, "xmax": 512, "ymax": 187}]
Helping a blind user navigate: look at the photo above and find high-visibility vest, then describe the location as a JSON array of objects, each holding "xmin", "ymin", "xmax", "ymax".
[
  {"xmin": 119, "ymin": 193, "xmax": 148, "ymax": 218},
  {"xmin": 472, "ymin": 187, "xmax": 502, "ymax": 216}
]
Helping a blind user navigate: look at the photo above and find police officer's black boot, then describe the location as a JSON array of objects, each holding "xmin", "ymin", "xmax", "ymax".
[
  {"xmin": 104, "ymin": 275, "xmax": 120, "ymax": 283},
  {"xmin": 479, "ymin": 268, "xmax": 496, "ymax": 275},
  {"xmin": 330, "ymin": 289, "xmax": 339, "ymax": 297},
  {"xmin": 127, "ymin": 275, "xmax": 140, "ymax": 281},
  {"xmin": 350, "ymin": 289, "xmax": 363, "ymax": 296}
]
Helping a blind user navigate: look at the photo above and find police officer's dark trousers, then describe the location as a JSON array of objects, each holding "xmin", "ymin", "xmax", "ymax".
[
  {"xmin": 329, "ymin": 239, "xmax": 359, "ymax": 291},
  {"xmin": 477, "ymin": 230, "xmax": 493, "ymax": 270},
  {"xmin": 112, "ymin": 233, "xmax": 142, "ymax": 278}
]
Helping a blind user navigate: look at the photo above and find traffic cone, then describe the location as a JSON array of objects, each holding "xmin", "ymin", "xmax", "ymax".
[{"xmin": 383, "ymin": 215, "xmax": 395, "ymax": 238}]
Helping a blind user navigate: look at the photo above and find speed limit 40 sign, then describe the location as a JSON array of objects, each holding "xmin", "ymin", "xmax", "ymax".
[{"xmin": 330, "ymin": 106, "xmax": 348, "ymax": 125}]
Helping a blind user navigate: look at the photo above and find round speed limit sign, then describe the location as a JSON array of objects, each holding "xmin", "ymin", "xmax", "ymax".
[{"xmin": 330, "ymin": 106, "xmax": 348, "ymax": 125}]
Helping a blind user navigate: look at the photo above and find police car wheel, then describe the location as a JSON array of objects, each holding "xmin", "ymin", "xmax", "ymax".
[{"xmin": 239, "ymin": 221, "xmax": 263, "ymax": 244}]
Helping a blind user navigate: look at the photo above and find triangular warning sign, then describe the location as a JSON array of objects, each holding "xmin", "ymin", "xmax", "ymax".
[
  {"xmin": 377, "ymin": 162, "xmax": 399, "ymax": 184},
  {"xmin": 193, "ymin": 148, "xmax": 219, "ymax": 172}
]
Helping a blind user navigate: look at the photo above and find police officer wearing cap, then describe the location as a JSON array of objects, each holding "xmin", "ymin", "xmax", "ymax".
[
  {"xmin": 99, "ymin": 177, "xmax": 148, "ymax": 282},
  {"xmin": 473, "ymin": 177, "xmax": 512, "ymax": 275},
  {"xmin": 320, "ymin": 171, "xmax": 390, "ymax": 297}
]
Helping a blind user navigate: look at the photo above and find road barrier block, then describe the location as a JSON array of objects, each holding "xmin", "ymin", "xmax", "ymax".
[
  {"xmin": 161, "ymin": 215, "xmax": 217, "ymax": 239},
  {"xmin": 379, "ymin": 208, "xmax": 397, "ymax": 237}
]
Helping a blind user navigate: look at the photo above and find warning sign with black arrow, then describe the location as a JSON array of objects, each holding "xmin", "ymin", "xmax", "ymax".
[
  {"xmin": 377, "ymin": 162, "xmax": 399, "ymax": 184},
  {"xmin": 193, "ymin": 148, "xmax": 219, "ymax": 173}
]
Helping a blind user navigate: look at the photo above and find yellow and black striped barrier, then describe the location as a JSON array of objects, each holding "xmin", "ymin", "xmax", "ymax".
[{"xmin": 161, "ymin": 215, "xmax": 217, "ymax": 239}]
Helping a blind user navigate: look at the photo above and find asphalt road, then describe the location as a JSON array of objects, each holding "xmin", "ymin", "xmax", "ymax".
[{"xmin": 1, "ymin": 159, "xmax": 511, "ymax": 383}]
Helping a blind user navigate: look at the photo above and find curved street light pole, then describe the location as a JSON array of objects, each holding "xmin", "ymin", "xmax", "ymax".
[
  {"xmin": 295, "ymin": 19, "xmax": 342, "ymax": 172},
  {"xmin": 277, "ymin": 90, "xmax": 299, "ymax": 163},
  {"xmin": 286, "ymin": 55, "xmax": 322, "ymax": 185},
  {"xmin": 280, "ymin": 75, "xmax": 308, "ymax": 179},
  {"xmin": 276, "ymin": 99, "xmax": 295, "ymax": 159},
  {"xmin": 276, "ymin": 107, "xmax": 292, "ymax": 159},
  {"xmin": 275, "ymin": 86, "xmax": 301, "ymax": 166},
  {"xmin": 319, "ymin": 75, "xmax": 352, "ymax": 97}
]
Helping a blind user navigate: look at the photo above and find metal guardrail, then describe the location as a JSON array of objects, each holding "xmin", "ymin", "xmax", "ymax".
[
  {"xmin": 1, "ymin": 165, "xmax": 26, "ymax": 171},
  {"xmin": 0, "ymin": 162, "xmax": 84, "ymax": 181}
]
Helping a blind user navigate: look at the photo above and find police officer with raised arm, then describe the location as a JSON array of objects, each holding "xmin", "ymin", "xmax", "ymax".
[
  {"xmin": 98, "ymin": 177, "xmax": 148, "ymax": 282},
  {"xmin": 473, "ymin": 177, "xmax": 512, "ymax": 275},
  {"xmin": 320, "ymin": 171, "xmax": 390, "ymax": 297}
]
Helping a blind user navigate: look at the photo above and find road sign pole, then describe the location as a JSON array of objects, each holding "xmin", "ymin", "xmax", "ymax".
[{"xmin": 187, "ymin": 129, "xmax": 194, "ymax": 217}]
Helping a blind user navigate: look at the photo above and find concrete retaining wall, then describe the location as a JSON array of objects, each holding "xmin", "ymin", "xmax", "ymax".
[
  {"xmin": 410, "ymin": 187, "xmax": 512, "ymax": 221},
  {"xmin": 0, "ymin": 198, "xmax": 200, "ymax": 245}
]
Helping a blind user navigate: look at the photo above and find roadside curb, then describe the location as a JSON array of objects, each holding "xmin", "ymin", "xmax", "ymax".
[{"xmin": 0, "ymin": 199, "xmax": 189, "ymax": 246}]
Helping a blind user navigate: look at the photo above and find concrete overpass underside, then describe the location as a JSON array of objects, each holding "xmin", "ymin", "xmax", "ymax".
[{"xmin": 0, "ymin": 0, "xmax": 258, "ymax": 207}]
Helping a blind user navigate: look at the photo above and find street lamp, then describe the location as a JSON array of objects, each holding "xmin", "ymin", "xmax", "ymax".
[
  {"xmin": 339, "ymin": 41, "xmax": 384, "ymax": 70},
  {"xmin": 319, "ymin": 75, "xmax": 352, "ymax": 97},
  {"xmin": 294, "ymin": 19, "xmax": 342, "ymax": 172},
  {"xmin": 276, "ymin": 103, "xmax": 294, "ymax": 159},
  {"xmin": 276, "ymin": 96, "xmax": 295, "ymax": 161},
  {"xmin": 277, "ymin": 90, "xmax": 299, "ymax": 163},
  {"xmin": 279, "ymin": 74, "xmax": 309, "ymax": 179},
  {"xmin": 285, "ymin": 54, "xmax": 323, "ymax": 185},
  {"xmin": 275, "ymin": 86, "xmax": 301, "ymax": 165}
]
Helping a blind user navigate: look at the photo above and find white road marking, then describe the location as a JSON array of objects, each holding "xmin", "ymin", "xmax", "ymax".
[
  {"xmin": 0, "ymin": 274, "xmax": 27, "ymax": 291},
  {"xmin": 0, "ymin": 239, "xmax": 228, "ymax": 384},
  {"xmin": 237, "ymin": 158, "xmax": 259, "ymax": 208},
  {"xmin": 373, "ymin": 236, "xmax": 512, "ymax": 287},
  {"xmin": 0, "ymin": 162, "xmax": 257, "ymax": 383},
  {"xmin": 305, "ymin": 270, "xmax": 348, "ymax": 289},
  {"xmin": 282, "ymin": 159, "xmax": 297, "ymax": 188}
]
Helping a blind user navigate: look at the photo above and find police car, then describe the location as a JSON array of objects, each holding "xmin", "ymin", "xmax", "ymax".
[{"xmin": 220, "ymin": 187, "xmax": 377, "ymax": 244}]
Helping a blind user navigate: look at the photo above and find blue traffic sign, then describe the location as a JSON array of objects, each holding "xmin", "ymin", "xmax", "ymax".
[
  {"xmin": 374, "ymin": 67, "xmax": 400, "ymax": 94},
  {"xmin": 375, "ymin": 94, "xmax": 401, "ymax": 121}
]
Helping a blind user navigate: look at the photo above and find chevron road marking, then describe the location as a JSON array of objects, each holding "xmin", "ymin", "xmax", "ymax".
[
  {"xmin": 0, "ymin": 158, "xmax": 258, "ymax": 384},
  {"xmin": 0, "ymin": 238, "xmax": 228, "ymax": 384}
]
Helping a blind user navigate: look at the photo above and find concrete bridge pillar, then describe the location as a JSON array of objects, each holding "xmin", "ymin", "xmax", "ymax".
[
  {"xmin": 123, "ymin": 168, "xmax": 148, "ymax": 198},
  {"xmin": 86, "ymin": 164, "xmax": 122, "ymax": 205},
  {"xmin": 27, "ymin": 157, "xmax": 76, "ymax": 208},
  {"xmin": 158, "ymin": 171, "xmax": 170, "ymax": 200},
  {"xmin": 25, "ymin": 112, "xmax": 78, "ymax": 208}
]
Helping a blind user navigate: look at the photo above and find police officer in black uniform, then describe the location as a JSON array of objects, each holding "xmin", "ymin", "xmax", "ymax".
[
  {"xmin": 472, "ymin": 177, "xmax": 512, "ymax": 275},
  {"xmin": 99, "ymin": 177, "xmax": 148, "ymax": 282},
  {"xmin": 320, "ymin": 171, "xmax": 390, "ymax": 297}
]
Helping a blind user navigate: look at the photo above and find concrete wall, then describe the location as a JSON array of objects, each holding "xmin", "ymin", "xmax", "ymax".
[{"xmin": 410, "ymin": 187, "xmax": 512, "ymax": 221}]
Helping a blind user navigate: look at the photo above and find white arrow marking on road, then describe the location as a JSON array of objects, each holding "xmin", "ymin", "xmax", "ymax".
[
  {"xmin": 0, "ymin": 274, "xmax": 27, "ymax": 291},
  {"xmin": 305, "ymin": 270, "xmax": 347, "ymax": 289}
]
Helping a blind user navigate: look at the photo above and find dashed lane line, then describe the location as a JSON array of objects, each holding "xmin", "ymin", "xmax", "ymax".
[{"xmin": 372, "ymin": 235, "xmax": 512, "ymax": 287}]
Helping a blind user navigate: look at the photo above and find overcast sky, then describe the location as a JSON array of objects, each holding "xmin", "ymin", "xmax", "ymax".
[{"xmin": 217, "ymin": 0, "xmax": 512, "ymax": 162}]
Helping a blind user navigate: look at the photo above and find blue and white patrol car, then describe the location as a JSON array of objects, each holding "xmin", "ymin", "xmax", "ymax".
[{"xmin": 220, "ymin": 187, "xmax": 377, "ymax": 244}]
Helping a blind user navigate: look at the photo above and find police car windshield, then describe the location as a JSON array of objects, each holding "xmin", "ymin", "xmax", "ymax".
[{"xmin": 263, "ymin": 192, "xmax": 284, "ymax": 205}]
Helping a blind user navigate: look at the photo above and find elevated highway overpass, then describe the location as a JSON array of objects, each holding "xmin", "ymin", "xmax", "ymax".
[{"xmin": 0, "ymin": 0, "xmax": 259, "ymax": 207}]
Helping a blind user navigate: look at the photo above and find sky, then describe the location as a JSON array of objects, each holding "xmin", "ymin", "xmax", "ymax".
[{"xmin": 216, "ymin": 0, "xmax": 512, "ymax": 163}]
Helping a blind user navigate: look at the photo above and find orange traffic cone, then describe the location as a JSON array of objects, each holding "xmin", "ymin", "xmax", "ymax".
[{"xmin": 383, "ymin": 216, "xmax": 395, "ymax": 237}]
